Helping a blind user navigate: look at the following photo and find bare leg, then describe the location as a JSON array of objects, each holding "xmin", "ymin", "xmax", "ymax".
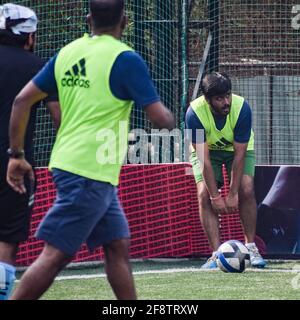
[
  {"xmin": 197, "ymin": 182, "xmax": 220, "ymax": 251},
  {"xmin": 103, "ymin": 239, "xmax": 136, "ymax": 300},
  {"xmin": 0, "ymin": 242, "xmax": 18, "ymax": 265},
  {"xmin": 10, "ymin": 243, "xmax": 72, "ymax": 300},
  {"xmin": 238, "ymin": 175, "xmax": 257, "ymax": 244}
]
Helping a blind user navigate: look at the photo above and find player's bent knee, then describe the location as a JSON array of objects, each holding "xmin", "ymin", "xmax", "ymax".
[
  {"xmin": 197, "ymin": 190, "xmax": 211, "ymax": 207},
  {"xmin": 40, "ymin": 244, "xmax": 72, "ymax": 270},
  {"xmin": 197, "ymin": 183, "xmax": 210, "ymax": 200},
  {"xmin": 239, "ymin": 185, "xmax": 255, "ymax": 200}
]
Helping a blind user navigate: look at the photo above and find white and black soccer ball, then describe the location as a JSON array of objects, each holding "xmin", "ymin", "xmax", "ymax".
[{"xmin": 216, "ymin": 240, "xmax": 250, "ymax": 273}]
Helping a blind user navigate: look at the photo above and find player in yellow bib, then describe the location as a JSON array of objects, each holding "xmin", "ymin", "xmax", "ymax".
[
  {"xmin": 6, "ymin": 0, "xmax": 174, "ymax": 300},
  {"xmin": 186, "ymin": 72, "xmax": 265, "ymax": 269}
]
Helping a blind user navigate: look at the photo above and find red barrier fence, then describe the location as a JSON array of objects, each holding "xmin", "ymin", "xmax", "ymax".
[{"xmin": 16, "ymin": 164, "xmax": 244, "ymax": 266}]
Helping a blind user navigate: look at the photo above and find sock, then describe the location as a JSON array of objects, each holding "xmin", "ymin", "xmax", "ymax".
[
  {"xmin": 0, "ymin": 262, "xmax": 16, "ymax": 300},
  {"xmin": 245, "ymin": 242, "xmax": 255, "ymax": 247}
]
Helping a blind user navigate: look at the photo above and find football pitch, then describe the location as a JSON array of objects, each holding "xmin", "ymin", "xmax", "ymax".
[{"xmin": 16, "ymin": 259, "xmax": 300, "ymax": 300}]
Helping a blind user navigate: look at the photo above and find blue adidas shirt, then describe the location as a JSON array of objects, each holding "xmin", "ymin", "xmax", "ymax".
[
  {"xmin": 185, "ymin": 101, "xmax": 252, "ymax": 144},
  {"xmin": 33, "ymin": 51, "xmax": 160, "ymax": 109}
]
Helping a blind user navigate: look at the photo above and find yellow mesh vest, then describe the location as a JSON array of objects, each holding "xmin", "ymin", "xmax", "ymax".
[
  {"xmin": 51, "ymin": 34, "xmax": 134, "ymax": 185},
  {"xmin": 190, "ymin": 94, "xmax": 254, "ymax": 151}
]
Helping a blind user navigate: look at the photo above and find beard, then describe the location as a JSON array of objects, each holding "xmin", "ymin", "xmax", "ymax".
[{"xmin": 222, "ymin": 104, "xmax": 230, "ymax": 111}]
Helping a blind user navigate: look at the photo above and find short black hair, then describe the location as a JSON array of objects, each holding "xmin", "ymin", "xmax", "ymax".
[
  {"xmin": 201, "ymin": 72, "xmax": 232, "ymax": 99},
  {"xmin": 0, "ymin": 29, "xmax": 29, "ymax": 47},
  {"xmin": 90, "ymin": 0, "xmax": 124, "ymax": 29}
]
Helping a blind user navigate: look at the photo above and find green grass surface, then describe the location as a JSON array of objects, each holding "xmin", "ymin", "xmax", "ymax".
[{"xmin": 16, "ymin": 259, "xmax": 300, "ymax": 300}]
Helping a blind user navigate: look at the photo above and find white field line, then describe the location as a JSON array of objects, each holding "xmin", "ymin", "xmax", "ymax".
[{"xmin": 15, "ymin": 267, "xmax": 300, "ymax": 283}]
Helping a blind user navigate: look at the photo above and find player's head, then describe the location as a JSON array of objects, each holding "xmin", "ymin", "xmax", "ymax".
[
  {"xmin": 88, "ymin": 0, "xmax": 126, "ymax": 36},
  {"xmin": 201, "ymin": 72, "xmax": 232, "ymax": 116},
  {"xmin": 0, "ymin": 3, "xmax": 37, "ymax": 51}
]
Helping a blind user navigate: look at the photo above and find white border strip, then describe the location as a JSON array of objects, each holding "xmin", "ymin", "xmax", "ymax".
[{"xmin": 21, "ymin": 267, "xmax": 298, "ymax": 282}]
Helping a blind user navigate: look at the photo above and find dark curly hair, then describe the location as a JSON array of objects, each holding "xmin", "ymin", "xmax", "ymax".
[{"xmin": 201, "ymin": 72, "xmax": 232, "ymax": 99}]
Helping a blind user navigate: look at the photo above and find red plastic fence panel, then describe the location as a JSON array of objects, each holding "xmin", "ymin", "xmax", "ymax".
[{"xmin": 16, "ymin": 164, "xmax": 244, "ymax": 266}]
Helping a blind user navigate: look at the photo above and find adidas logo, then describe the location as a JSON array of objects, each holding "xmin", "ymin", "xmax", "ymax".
[
  {"xmin": 61, "ymin": 58, "xmax": 90, "ymax": 88},
  {"xmin": 211, "ymin": 137, "xmax": 232, "ymax": 149}
]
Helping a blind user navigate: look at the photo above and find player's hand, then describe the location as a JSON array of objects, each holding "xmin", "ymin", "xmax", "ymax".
[
  {"xmin": 210, "ymin": 195, "xmax": 228, "ymax": 214},
  {"xmin": 7, "ymin": 158, "xmax": 34, "ymax": 194},
  {"xmin": 225, "ymin": 193, "xmax": 239, "ymax": 212}
]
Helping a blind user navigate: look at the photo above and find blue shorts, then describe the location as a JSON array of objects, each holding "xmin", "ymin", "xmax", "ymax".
[{"xmin": 36, "ymin": 169, "xmax": 130, "ymax": 256}]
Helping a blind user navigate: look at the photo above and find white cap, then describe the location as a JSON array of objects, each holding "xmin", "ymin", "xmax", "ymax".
[{"xmin": 0, "ymin": 3, "xmax": 37, "ymax": 35}]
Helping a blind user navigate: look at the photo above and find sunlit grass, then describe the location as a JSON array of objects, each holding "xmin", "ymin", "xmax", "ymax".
[{"xmin": 29, "ymin": 260, "xmax": 300, "ymax": 300}]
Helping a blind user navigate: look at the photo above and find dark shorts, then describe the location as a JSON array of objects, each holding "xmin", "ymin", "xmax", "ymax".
[
  {"xmin": 0, "ymin": 174, "xmax": 35, "ymax": 243},
  {"xmin": 36, "ymin": 169, "xmax": 130, "ymax": 256},
  {"xmin": 191, "ymin": 150, "xmax": 256, "ymax": 186}
]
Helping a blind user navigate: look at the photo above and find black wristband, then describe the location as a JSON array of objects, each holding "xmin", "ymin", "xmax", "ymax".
[{"xmin": 7, "ymin": 148, "xmax": 25, "ymax": 159}]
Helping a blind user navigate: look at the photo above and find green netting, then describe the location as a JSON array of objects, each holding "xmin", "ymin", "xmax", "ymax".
[
  {"xmin": 4, "ymin": 1, "xmax": 300, "ymax": 165},
  {"xmin": 8, "ymin": 0, "xmax": 89, "ymax": 166},
  {"xmin": 190, "ymin": 0, "xmax": 300, "ymax": 165},
  {"xmin": 7, "ymin": 0, "xmax": 182, "ymax": 166},
  {"xmin": 126, "ymin": 1, "xmax": 180, "ymax": 132}
]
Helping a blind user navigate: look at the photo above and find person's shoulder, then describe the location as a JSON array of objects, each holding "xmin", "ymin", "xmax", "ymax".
[
  {"xmin": 113, "ymin": 51, "xmax": 148, "ymax": 76},
  {"xmin": 189, "ymin": 95, "xmax": 205, "ymax": 109},
  {"xmin": 117, "ymin": 50, "xmax": 145, "ymax": 64},
  {"xmin": 235, "ymin": 99, "xmax": 252, "ymax": 128},
  {"xmin": 241, "ymin": 99, "xmax": 252, "ymax": 114},
  {"xmin": 0, "ymin": 44, "xmax": 38, "ymax": 59},
  {"xmin": 16, "ymin": 48, "xmax": 44, "ymax": 64},
  {"xmin": 186, "ymin": 106, "xmax": 203, "ymax": 124},
  {"xmin": 0, "ymin": 45, "xmax": 44, "ymax": 69}
]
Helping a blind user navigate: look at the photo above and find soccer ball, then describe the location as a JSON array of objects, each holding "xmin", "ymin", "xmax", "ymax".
[{"xmin": 216, "ymin": 240, "xmax": 250, "ymax": 273}]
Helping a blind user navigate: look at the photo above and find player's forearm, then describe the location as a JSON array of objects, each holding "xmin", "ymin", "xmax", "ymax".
[
  {"xmin": 202, "ymin": 161, "xmax": 219, "ymax": 197},
  {"xmin": 229, "ymin": 154, "xmax": 245, "ymax": 195},
  {"xmin": 9, "ymin": 97, "xmax": 32, "ymax": 151},
  {"xmin": 47, "ymin": 101, "xmax": 61, "ymax": 130},
  {"xmin": 194, "ymin": 142, "xmax": 219, "ymax": 197},
  {"xmin": 144, "ymin": 102, "xmax": 175, "ymax": 130},
  {"xmin": 9, "ymin": 81, "xmax": 48, "ymax": 151}
]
